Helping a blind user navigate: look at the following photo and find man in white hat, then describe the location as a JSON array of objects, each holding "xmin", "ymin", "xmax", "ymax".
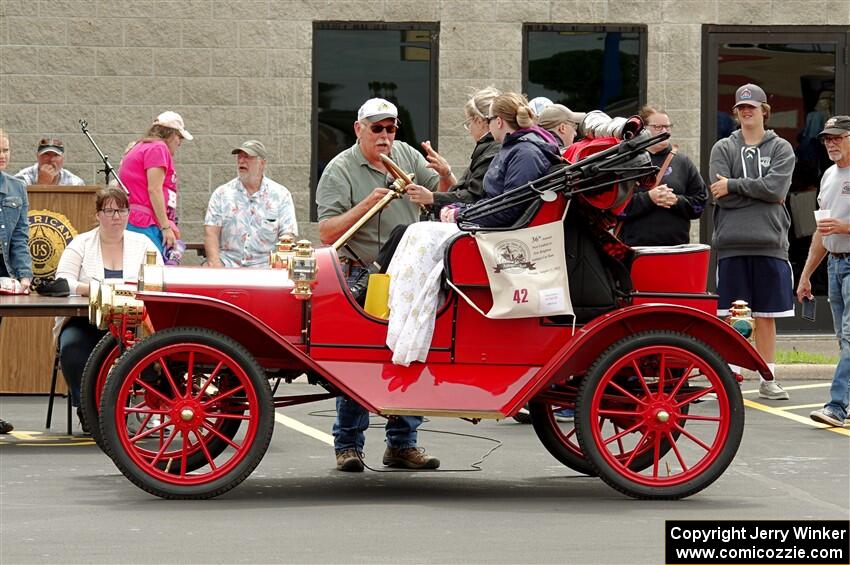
[
  {"xmin": 203, "ymin": 140, "xmax": 297, "ymax": 268},
  {"xmin": 15, "ymin": 137, "xmax": 85, "ymax": 186},
  {"xmin": 797, "ymin": 115, "xmax": 850, "ymax": 427},
  {"xmin": 316, "ymin": 97, "xmax": 452, "ymax": 472}
]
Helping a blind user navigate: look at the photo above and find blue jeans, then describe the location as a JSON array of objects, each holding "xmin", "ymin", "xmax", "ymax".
[
  {"xmin": 332, "ymin": 268, "xmax": 422, "ymax": 452},
  {"xmin": 826, "ymin": 255, "xmax": 850, "ymax": 420},
  {"xmin": 332, "ymin": 396, "xmax": 421, "ymax": 452}
]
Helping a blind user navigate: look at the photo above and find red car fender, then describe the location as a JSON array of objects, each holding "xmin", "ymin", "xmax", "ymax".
[
  {"xmin": 506, "ymin": 303, "xmax": 770, "ymax": 415},
  {"xmin": 137, "ymin": 291, "xmax": 380, "ymax": 413}
]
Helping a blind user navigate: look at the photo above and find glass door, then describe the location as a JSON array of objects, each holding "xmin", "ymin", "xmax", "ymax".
[{"xmin": 701, "ymin": 26, "xmax": 849, "ymax": 332}]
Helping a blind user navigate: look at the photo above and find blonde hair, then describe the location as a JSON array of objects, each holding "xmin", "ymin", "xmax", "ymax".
[
  {"xmin": 142, "ymin": 124, "xmax": 180, "ymax": 143},
  {"xmin": 490, "ymin": 92, "xmax": 535, "ymax": 131},
  {"xmin": 465, "ymin": 86, "xmax": 501, "ymax": 120}
]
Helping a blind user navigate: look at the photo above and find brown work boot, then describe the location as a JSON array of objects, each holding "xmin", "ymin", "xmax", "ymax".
[
  {"xmin": 382, "ymin": 446, "xmax": 440, "ymax": 469},
  {"xmin": 335, "ymin": 449, "xmax": 365, "ymax": 472}
]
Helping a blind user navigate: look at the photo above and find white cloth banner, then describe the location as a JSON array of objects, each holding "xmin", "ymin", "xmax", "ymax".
[
  {"xmin": 470, "ymin": 211, "xmax": 573, "ymax": 319},
  {"xmin": 386, "ymin": 222, "xmax": 460, "ymax": 366}
]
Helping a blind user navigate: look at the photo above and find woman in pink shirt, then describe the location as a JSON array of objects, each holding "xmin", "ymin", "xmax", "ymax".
[{"xmin": 118, "ymin": 111, "xmax": 192, "ymax": 254}]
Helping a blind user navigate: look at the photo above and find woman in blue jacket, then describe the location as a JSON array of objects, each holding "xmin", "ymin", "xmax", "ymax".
[
  {"xmin": 0, "ymin": 129, "xmax": 34, "ymax": 434},
  {"xmin": 441, "ymin": 92, "xmax": 562, "ymax": 226}
]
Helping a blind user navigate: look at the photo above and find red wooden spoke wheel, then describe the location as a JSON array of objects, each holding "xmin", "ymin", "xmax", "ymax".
[
  {"xmin": 99, "ymin": 327, "xmax": 274, "ymax": 500},
  {"xmin": 576, "ymin": 331, "xmax": 743, "ymax": 500}
]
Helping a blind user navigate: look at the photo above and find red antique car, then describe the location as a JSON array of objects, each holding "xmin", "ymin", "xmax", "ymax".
[{"xmin": 83, "ymin": 131, "xmax": 770, "ymax": 501}]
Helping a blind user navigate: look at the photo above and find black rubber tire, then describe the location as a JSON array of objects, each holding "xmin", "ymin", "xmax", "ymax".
[
  {"xmin": 80, "ymin": 333, "xmax": 120, "ymax": 450},
  {"xmin": 576, "ymin": 330, "xmax": 744, "ymax": 500},
  {"xmin": 99, "ymin": 327, "xmax": 274, "ymax": 500}
]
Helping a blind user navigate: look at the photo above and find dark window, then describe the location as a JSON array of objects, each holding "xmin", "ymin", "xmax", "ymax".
[
  {"xmin": 311, "ymin": 22, "xmax": 439, "ymax": 220},
  {"xmin": 523, "ymin": 24, "xmax": 647, "ymax": 117}
]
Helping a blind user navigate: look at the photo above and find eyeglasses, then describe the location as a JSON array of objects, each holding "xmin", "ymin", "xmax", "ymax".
[
  {"xmin": 647, "ymin": 124, "xmax": 673, "ymax": 131},
  {"xmin": 822, "ymin": 134, "xmax": 849, "ymax": 145},
  {"xmin": 99, "ymin": 208, "xmax": 130, "ymax": 218},
  {"xmin": 462, "ymin": 117, "xmax": 475, "ymax": 131},
  {"xmin": 485, "ymin": 115, "xmax": 497, "ymax": 124},
  {"xmin": 368, "ymin": 124, "xmax": 398, "ymax": 135}
]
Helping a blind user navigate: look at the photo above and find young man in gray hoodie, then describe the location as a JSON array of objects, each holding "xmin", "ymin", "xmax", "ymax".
[{"xmin": 709, "ymin": 83, "xmax": 795, "ymax": 400}]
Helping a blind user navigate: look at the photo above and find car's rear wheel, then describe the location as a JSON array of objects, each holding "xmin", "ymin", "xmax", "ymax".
[{"xmin": 576, "ymin": 331, "xmax": 743, "ymax": 500}]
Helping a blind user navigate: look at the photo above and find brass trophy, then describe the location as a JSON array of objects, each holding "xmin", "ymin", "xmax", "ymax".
[{"xmin": 727, "ymin": 300, "xmax": 754, "ymax": 340}]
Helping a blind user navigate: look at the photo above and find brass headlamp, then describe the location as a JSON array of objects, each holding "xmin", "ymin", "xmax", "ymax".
[
  {"xmin": 269, "ymin": 234, "xmax": 296, "ymax": 269},
  {"xmin": 289, "ymin": 239, "xmax": 318, "ymax": 300},
  {"xmin": 727, "ymin": 300, "xmax": 754, "ymax": 340},
  {"xmin": 91, "ymin": 283, "xmax": 145, "ymax": 330}
]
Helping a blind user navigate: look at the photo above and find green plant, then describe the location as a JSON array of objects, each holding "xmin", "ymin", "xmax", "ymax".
[{"xmin": 775, "ymin": 349, "xmax": 837, "ymax": 365}]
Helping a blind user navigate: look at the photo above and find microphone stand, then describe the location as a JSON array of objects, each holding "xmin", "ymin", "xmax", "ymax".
[{"xmin": 79, "ymin": 119, "xmax": 129, "ymax": 193}]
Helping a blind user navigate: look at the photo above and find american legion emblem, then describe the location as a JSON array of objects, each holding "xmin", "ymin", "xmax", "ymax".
[{"xmin": 28, "ymin": 209, "xmax": 77, "ymax": 281}]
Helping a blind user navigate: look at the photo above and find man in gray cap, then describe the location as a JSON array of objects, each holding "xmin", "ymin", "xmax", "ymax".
[
  {"xmin": 709, "ymin": 83, "xmax": 796, "ymax": 400},
  {"xmin": 203, "ymin": 140, "xmax": 297, "ymax": 268},
  {"xmin": 537, "ymin": 104, "xmax": 585, "ymax": 150},
  {"xmin": 316, "ymin": 97, "xmax": 452, "ymax": 472},
  {"xmin": 797, "ymin": 115, "xmax": 850, "ymax": 427},
  {"xmin": 15, "ymin": 137, "xmax": 85, "ymax": 186}
]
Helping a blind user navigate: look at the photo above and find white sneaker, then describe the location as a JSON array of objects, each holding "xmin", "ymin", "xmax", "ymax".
[
  {"xmin": 758, "ymin": 380, "xmax": 789, "ymax": 400},
  {"xmin": 810, "ymin": 407, "xmax": 845, "ymax": 427}
]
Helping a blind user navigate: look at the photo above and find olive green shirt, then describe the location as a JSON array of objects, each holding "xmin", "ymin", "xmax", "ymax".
[{"xmin": 316, "ymin": 140, "xmax": 439, "ymax": 265}]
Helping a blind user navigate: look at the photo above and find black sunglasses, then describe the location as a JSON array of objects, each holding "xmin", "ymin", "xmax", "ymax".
[
  {"xmin": 369, "ymin": 124, "xmax": 398, "ymax": 134},
  {"xmin": 485, "ymin": 115, "xmax": 497, "ymax": 124}
]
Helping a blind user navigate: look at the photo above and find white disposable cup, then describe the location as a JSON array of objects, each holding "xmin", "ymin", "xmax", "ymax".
[{"xmin": 814, "ymin": 209, "xmax": 831, "ymax": 221}]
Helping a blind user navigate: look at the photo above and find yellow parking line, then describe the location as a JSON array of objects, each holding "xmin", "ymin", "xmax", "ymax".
[
  {"xmin": 778, "ymin": 403, "xmax": 825, "ymax": 411},
  {"xmin": 274, "ymin": 412, "xmax": 334, "ymax": 446},
  {"xmin": 743, "ymin": 399, "xmax": 850, "ymax": 437}
]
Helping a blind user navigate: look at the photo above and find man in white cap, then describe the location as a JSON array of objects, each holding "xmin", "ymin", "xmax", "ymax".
[
  {"xmin": 797, "ymin": 115, "xmax": 850, "ymax": 427},
  {"xmin": 15, "ymin": 137, "xmax": 85, "ymax": 186},
  {"xmin": 203, "ymin": 140, "xmax": 297, "ymax": 268},
  {"xmin": 316, "ymin": 97, "xmax": 452, "ymax": 472},
  {"xmin": 709, "ymin": 83, "xmax": 796, "ymax": 400}
]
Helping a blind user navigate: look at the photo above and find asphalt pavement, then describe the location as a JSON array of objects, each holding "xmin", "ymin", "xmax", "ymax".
[{"xmin": 1, "ymin": 378, "xmax": 848, "ymax": 565}]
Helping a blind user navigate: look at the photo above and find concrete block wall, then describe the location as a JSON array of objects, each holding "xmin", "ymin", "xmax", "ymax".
[{"xmin": 1, "ymin": 0, "xmax": 849, "ymax": 244}]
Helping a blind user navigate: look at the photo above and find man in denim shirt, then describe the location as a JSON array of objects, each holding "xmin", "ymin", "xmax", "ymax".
[
  {"xmin": 14, "ymin": 138, "xmax": 85, "ymax": 186},
  {"xmin": 0, "ymin": 129, "xmax": 35, "ymax": 434}
]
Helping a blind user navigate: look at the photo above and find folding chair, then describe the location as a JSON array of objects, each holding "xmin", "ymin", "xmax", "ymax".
[{"xmin": 45, "ymin": 345, "xmax": 72, "ymax": 436}]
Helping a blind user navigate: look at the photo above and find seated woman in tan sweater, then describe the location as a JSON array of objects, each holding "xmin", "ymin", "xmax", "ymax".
[{"xmin": 53, "ymin": 186, "xmax": 162, "ymax": 433}]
